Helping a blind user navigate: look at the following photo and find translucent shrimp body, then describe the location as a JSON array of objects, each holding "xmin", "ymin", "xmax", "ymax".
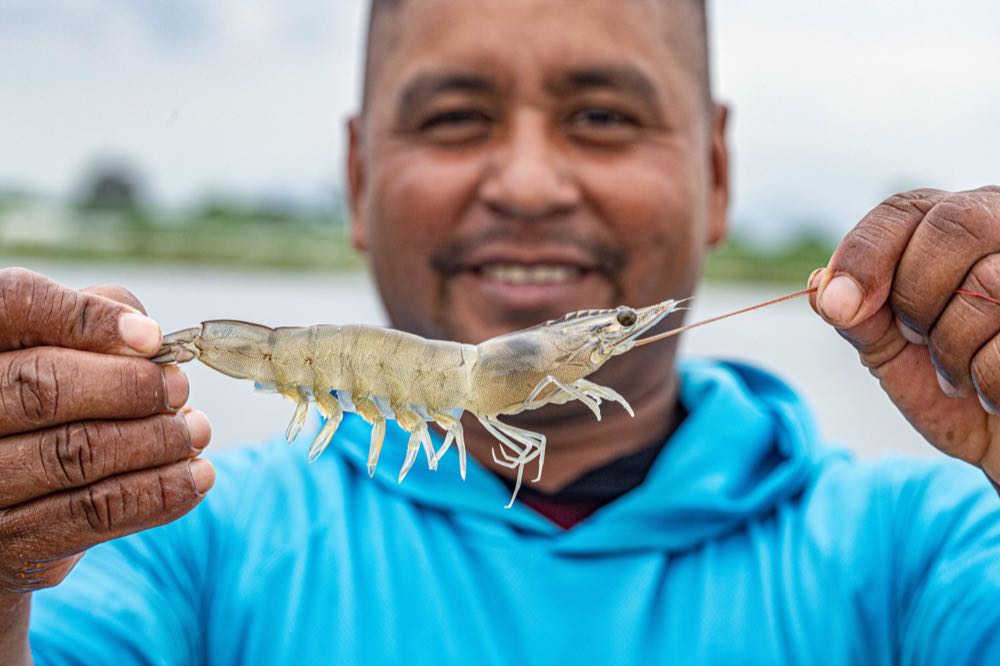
[{"xmin": 152, "ymin": 300, "xmax": 680, "ymax": 506}]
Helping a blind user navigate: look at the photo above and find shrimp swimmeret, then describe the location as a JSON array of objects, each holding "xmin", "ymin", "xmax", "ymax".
[{"xmin": 152, "ymin": 301, "xmax": 681, "ymax": 506}]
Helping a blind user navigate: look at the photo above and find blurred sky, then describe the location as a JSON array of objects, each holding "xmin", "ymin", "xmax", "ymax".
[{"xmin": 1, "ymin": 0, "xmax": 998, "ymax": 243}]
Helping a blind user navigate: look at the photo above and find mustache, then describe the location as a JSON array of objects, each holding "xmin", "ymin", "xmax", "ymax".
[{"xmin": 429, "ymin": 227, "xmax": 627, "ymax": 280}]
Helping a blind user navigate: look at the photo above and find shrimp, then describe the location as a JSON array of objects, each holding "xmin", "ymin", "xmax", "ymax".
[{"xmin": 152, "ymin": 300, "xmax": 680, "ymax": 506}]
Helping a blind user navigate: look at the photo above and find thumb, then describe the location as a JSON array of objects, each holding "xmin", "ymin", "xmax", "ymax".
[
  {"xmin": 809, "ymin": 267, "xmax": 910, "ymax": 369},
  {"xmin": 815, "ymin": 189, "xmax": 947, "ymax": 328}
]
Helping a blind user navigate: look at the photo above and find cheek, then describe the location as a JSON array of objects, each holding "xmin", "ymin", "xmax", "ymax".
[
  {"xmin": 579, "ymin": 148, "xmax": 709, "ymax": 299},
  {"xmin": 368, "ymin": 149, "xmax": 478, "ymax": 243},
  {"xmin": 363, "ymin": 145, "xmax": 486, "ymax": 328}
]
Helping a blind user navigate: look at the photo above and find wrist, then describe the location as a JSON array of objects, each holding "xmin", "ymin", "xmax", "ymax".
[{"xmin": 0, "ymin": 592, "xmax": 32, "ymax": 666}]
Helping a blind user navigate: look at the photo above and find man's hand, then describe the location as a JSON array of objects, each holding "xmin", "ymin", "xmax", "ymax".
[
  {"xmin": 811, "ymin": 186, "xmax": 1000, "ymax": 482},
  {"xmin": 0, "ymin": 268, "xmax": 214, "ymax": 661}
]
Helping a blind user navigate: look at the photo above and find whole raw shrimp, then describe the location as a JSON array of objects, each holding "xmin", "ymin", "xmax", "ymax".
[{"xmin": 152, "ymin": 300, "xmax": 680, "ymax": 506}]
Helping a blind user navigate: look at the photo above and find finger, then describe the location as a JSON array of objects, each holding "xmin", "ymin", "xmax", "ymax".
[
  {"xmin": 928, "ymin": 253, "xmax": 1000, "ymax": 395},
  {"xmin": 81, "ymin": 284, "xmax": 147, "ymax": 315},
  {"xmin": 0, "ymin": 349, "xmax": 188, "ymax": 436},
  {"xmin": 893, "ymin": 188, "xmax": 1000, "ymax": 335},
  {"xmin": 816, "ymin": 189, "xmax": 949, "ymax": 327},
  {"xmin": 0, "ymin": 410, "xmax": 211, "ymax": 508},
  {"xmin": 830, "ymin": 301, "xmax": 994, "ymax": 465},
  {"xmin": 972, "ymin": 336, "xmax": 1000, "ymax": 416},
  {"xmin": 971, "ymin": 337, "xmax": 1000, "ymax": 479},
  {"xmin": 0, "ymin": 268, "xmax": 161, "ymax": 356},
  {"xmin": 0, "ymin": 459, "xmax": 215, "ymax": 584}
]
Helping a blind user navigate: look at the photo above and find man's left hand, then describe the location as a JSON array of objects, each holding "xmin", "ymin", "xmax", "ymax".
[{"xmin": 811, "ymin": 186, "xmax": 1000, "ymax": 482}]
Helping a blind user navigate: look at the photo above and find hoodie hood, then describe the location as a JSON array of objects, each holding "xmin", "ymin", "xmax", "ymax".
[{"xmin": 325, "ymin": 358, "xmax": 836, "ymax": 554}]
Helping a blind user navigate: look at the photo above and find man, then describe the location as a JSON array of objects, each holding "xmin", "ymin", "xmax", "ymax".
[{"xmin": 3, "ymin": 0, "xmax": 1000, "ymax": 663}]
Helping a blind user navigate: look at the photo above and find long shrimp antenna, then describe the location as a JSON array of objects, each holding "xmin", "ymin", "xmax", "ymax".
[
  {"xmin": 634, "ymin": 282, "xmax": 1000, "ymax": 349},
  {"xmin": 634, "ymin": 286, "xmax": 818, "ymax": 348}
]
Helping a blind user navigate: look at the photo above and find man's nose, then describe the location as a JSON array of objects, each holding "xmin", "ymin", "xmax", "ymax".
[{"xmin": 480, "ymin": 111, "xmax": 580, "ymax": 219}]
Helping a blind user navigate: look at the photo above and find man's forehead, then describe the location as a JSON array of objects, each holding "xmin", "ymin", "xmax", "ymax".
[{"xmin": 363, "ymin": 0, "xmax": 708, "ymax": 108}]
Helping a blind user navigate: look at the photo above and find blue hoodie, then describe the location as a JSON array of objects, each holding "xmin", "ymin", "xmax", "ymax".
[{"xmin": 29, "ymin": 359, "xmax": 1000, "ymax": 665}]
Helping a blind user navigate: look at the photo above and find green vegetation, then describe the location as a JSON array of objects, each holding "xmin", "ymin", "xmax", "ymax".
[
  {"xmin": 1, "ymin": 191, "xmax": 834, "ymax": 281},
  {"xmin": 703, "ymin": 234, "xmax": 834, "ymax": 284},
  {"xmin": 1, "ymin": 218, "xmax": 363, "ymax": 272},
  {"xmin": 0, "ymin": 188, "xmax": 363, "ymax": 273}
]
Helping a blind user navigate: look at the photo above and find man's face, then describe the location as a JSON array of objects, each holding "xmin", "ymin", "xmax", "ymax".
[{"xmin": 350, "ymin": 0, "xmax": 728, "ymax": 345}]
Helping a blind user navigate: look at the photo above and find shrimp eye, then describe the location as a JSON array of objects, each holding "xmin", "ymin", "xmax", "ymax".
[{"xmin": 615, "ymin": 307, "xmax": 637, "ymax": 327}]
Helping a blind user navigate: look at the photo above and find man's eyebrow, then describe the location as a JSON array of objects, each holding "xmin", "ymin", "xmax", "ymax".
[
  {"xmin": 397, "ymin": 72, "xmax": 499, "ymax": 114},
  {"xmin": 547, "ymin": 65, "xmax": 661, "ymax": 108}
]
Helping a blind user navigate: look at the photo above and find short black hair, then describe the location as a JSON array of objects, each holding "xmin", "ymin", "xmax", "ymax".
[{"xmin": 361, "ymin": 0, "xmax": 711, "ymax": 111}]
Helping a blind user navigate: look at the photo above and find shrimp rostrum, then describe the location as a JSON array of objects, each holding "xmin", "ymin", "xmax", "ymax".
[{"xmin": 152, "ymin": 300, "xmax": 680, "ymax": 506}]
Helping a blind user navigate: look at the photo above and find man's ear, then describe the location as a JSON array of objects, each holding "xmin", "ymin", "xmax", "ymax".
[
  {"xmin": 707, "ymin": 103, "xmax": 730, "ymax": 248},
  {"xmin": 347, "ymin": 114, "xmax": 368, "ymax": 252}
]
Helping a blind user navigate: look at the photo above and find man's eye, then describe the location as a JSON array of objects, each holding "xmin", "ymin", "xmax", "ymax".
[
  {"xmin": 566, "ymin": 108, "xmax": 642, "ymax": 146},
  {"xmin": 569, "ymin": 108, "xmax": 638, "ymax": 127},
  {"xmin": 416, "ymin": 109, "xmax": 494, "ymax": 143}
]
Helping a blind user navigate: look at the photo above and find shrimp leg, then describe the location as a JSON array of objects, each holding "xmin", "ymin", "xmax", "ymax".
[
  {"xmin": 307, "ymin": 390, "xmax": 344, "ymax": 463},
  {"xmin": 281, "ymin": 386, "xmax": 312, "ymax": 444},
  {"xmin": 479, "ymin": 416, "xmax": 547, "ymax": 507},
  {"xmin": 430, "ymin": 410, "xmax": 467, "ymax": 480},
  {"xmin": 571, "ymin": 379, "xmax": 634, "ymax": 417},
  {"xmin": 396, "ymin": 407, "xmax": 437, "ymax": 483},
  {"xmin": 526, "ymin": 375, "xmax": 603, "ymax": 421},
  {"xmin": 353, "ymin": 396, "xmax": 388, "ymax": 478},
  {"xmin": 490, "ymin": 420, "xmax": 546, "ymax": 482}
]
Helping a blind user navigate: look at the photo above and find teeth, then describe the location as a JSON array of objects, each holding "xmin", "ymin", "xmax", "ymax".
[{"xmin": 481, "ymin": 264, "xmax": 581, "ymax": 285}]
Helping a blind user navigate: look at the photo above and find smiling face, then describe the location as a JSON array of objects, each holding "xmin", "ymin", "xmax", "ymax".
[{"xmin": 349, "ymin": 0, "xmax": 728, "ymax": 352}]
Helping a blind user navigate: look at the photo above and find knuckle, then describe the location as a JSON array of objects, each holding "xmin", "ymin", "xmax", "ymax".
[
  {"xmin": 971, "ymin": 338, "xmax": 1000, "ymax": 405},
  {"xmin": 843, "ymin": 223, "xmax": 896, "ymax": 265},
  {"xmin": 40, "ymin": 422, "xmax": 109, "ymax": 488},
  {"xmin": 67, "ymin": 468, "xmax": 191, "ymax": 534},
  {"xmin": 888, "ymin": 287, "xmax": 926, "ymax": 330},
  {"xmin": 836, "ymin": 223, "xmax": 898, "ymax": 290},
  {"xmin": 878, "ymin": 189, "xmax": 941, "ymax": 219},
  {"xmin": 924, "ymin": 196, "xmax": 988, "ymax": 245},
  {"xmin": 69, "ymin": 481, "xmax": 129, "ymax": 533},
  {"xmin": 115, "ymin": 361, "xmax": 165, "ymax": 413},
  {"xmin": 67, "ymin": 293, "xmax": 100, "ymax": 341},
  {"xmin": 158, "ymin": 413, "xmax": 192, "ymax": 458},
  {"xmin": 0, "ymin": 268, "xmax": 40, "ymax": 329},
  {"xmin": 2, "ymin": 352, "xmax": 63, "ymax": 428},
  {"xmin": 967, "ymin": 255, "xmax": 1000, "ymax": 300},
  {"xmin": 0, "ymin": 268, "xmax": 61, "ymax": 331}
]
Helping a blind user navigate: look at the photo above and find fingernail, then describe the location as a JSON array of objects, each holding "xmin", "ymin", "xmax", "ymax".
[
  {"xmin": 979, "ymin": 392, "xmax": 1000, "ymax": 415},
  {"xmin": 163, "ymin": 365, "xmax": 189, "ymax": 409},
  {"xmin": 936, "ymin": 371, "xmax": 961, "ymax": 398},
  {"xmin": 896, "ymin": 318, "xmax": 927, "ymax": 345},
  {"xmin": 189, "ymin": 458, "xmax": 216, "ymax": 494},
  {"xmin": 819, "ymin": 275, "xmax": 863, "ymax": 326},
  {"xmin": 119, "ymin": 312, "xmax": 161, "ymax": 355},
  {"xmin": 183, "ymin": 409, "xmax": 212, "ymax": 450},
  {"xmin": 807, "ymin": 267, "xmax": 826, "ymax": 289}
]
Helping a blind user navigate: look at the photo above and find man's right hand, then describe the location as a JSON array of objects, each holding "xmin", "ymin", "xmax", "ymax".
[{"xmin": 0, "ymin": 268, "xmax": 214, "ymax": 660}]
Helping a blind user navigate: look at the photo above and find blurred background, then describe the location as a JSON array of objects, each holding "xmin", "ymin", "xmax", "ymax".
[{"xmin": 1, "ymin": 1, "xmax": 997, "ymax": 457}]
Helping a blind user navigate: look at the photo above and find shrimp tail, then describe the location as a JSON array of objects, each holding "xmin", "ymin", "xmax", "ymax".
[{"xmin": 151, "ymin": 326, "xmax": 203, "ymax": 364}]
